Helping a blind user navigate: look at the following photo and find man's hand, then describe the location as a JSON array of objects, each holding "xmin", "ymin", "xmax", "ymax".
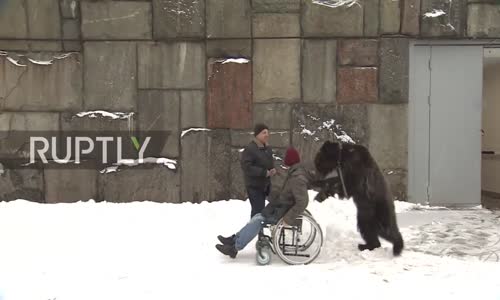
[{"xmin": 267, "ymin": 168, "xmax": 277, "ymax": 177}]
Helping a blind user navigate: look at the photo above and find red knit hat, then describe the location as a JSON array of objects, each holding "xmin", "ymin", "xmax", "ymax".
[{"xmin": 284, "ymin": 147, "xmax": 300, "ymax": 166}]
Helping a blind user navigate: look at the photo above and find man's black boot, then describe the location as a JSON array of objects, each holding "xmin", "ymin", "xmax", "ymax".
[
  {"xmin": 216, "ymin": 244, "xmax": 238, "ymax": 258},
  {"xmin": 217, "ymin": 234, "xmax": 235, "ymax": 246}
]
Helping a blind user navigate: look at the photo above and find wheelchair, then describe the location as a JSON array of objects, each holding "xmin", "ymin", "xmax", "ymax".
[{"xmin": 255, "ymin": 210, "xmax": 323, "ymax": 265}]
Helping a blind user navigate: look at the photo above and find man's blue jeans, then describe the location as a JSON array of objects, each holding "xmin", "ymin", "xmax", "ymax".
[{"xmin": 234, "ymin": 213, "xmax": 267, "ymax": 251}]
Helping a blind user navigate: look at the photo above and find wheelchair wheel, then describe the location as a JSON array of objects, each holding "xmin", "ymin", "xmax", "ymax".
[
  {"xmin": 272, "ymin": 214, "xmax": 323, "ymax": 265},
  {"xmin": 256, "ymin": 246, "xmax": 272, "ymax": 265}
]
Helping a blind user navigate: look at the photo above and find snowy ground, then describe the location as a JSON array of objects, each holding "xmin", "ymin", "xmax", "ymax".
[{"xmin": 0, "ymin": 192, "xmax": 499, "ymax": 300}]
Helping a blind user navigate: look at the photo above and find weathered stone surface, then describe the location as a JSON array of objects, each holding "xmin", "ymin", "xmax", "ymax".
[
  {"xmin": 61, "ymin": 112, "xmax": 135, "ymax": 132},
  {"xmin": 367, "ymin": 104, "xmax": 408, "ymax": 170},
  {"xmin": 379, "ymin": 38, "xmax": 409, "ymax": 104},
  {"xmin": 0, "ymin": 112, "xmax": 60, "ymax": 159},
  {"xmin": 467, "ymin": 4, "xmax": 500, "ymax": 38},
  {"xmin": 402, "ymin": 0, "xmax": 421, "ymax": 36},
  {"xmin": 252, "ymin": 0, "xmax": 300, "ymax": 12},
  {"xmin": 63, "ymin": 19, "xmax": 81, "ymax": 40},
  {"xmin": 337, "ymin": 67, "xmax": 378, "ymax": 104},
  {"xmin": 338, "ymin": 39, "xmax": 378, "ymax": 66},
  {"xmin": 138, "ymin": 42, "xmax": 205, "ymax": 89},
  {"xmin": 231, "ymin": 130, "xmax": 290, "ymax": 148},
  {"xmin": 206, "ymin": 39, "xmax": 252, "ymax": 58},
  {"xmin": 253, "ymin": 103, "xmax": 292, "ymax": 130},
  {"xmin": 253, "ymin": 14, "xmax": 300, "ymax": 37},
  {"xmin": 181, "ymin": 91, "xmax": 206, "ymax": 129},
  {"xmin": 138, "ymin": 90, "xmax": 180, "ymax": 158},
  {"xmin": 181, "ymin": 130, "xmax": 231, "ymax": 203},
  {"xmin": 380, "ymin": 0, "xmax": 401, "ymax": 34},
  {"xmin": 291, "ymin": 104, "xmax": 369, "ymax": 164},
  {"xmin": 44, "ymin": 165, "xmax": 98, "ymax": 203},
  {"xmin": 302, "ymin": 0, "xmax": 364, "ymax": 37},
  {"xmin": 207, "ymin": 59, "xmax": 252, "ymax": 129},
  {"xmin": 0, "ymin": 41, "xmax": 29, "ymax": 51},
  {"xmin": 29, "ymin": 41, "xmax": 63, "ymax": 51},
  {"xmin": 84, "ymin": 42, "xmax": 136, "ymax": 111},
  {"xmin": 0, "ymin": 53, "xmax": 82, "ymax": 111},
  {"xmin": 60, "ymin": 0, "xmax": 79, "ymax": 19},
  {"xmin": 206, "ymin": 0, "xmax": 251, "ymax": 38},
  {"xmin": 421, "ymin": 0, "xmax": 466, "ymax": 37},
  {"xmin": 364, "ymin": 0, "xmax": 380, "ymax": 37},
  {"xmin": 253, "ymin": 39, "xmax": 300, "ymax": 102},
  {"xmin": 81, "ymin": 1, "xmax": 152, "ymax": 40},
  {"xmin": 302, "ymin": 39, "xmax": 336, "ymax": 104},
  {"xmin": 230, "ymin": 149, "xmax": 246, "ymax": 200},
  {"xmin": 153, "ymin": 0, "xmax": 205, "ymax": 39},
  {"xmin": 0, "ymin": 0, "xmax": 28, "ymax": 38},
  {"xmin": 99, "ymin": 165, "xmax": 181, "ymax": 203},
  {"xmin": 383, "ymin": 169, "xmax": 407, "ymax": 201},
  {"xmin": 0, "ymin": 167, "xmax": 44, "ymax": 202},
  {"xmin": 63, "ymin": 41, "xmax": 82, "ymax": 52},
  {"xmin": 60, "ymin": 111, "xmax": 136, "ymax": 161},
  {"xmin": 27, "ymin": 0, "xmax": 61, "ymax": 39}
]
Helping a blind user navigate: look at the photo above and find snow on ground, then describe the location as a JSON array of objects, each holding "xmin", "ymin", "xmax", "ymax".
[{"xmin": 0, "ymin": 192, "xmax": 499, "ymax": 300}]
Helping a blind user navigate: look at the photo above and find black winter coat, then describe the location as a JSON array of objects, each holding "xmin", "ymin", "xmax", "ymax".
[{"xmin": 240, "ymin": 140, "xmax": 274, "ymax": 190}]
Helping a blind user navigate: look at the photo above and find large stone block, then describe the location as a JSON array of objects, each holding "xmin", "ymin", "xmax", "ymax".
[
  {"xmin": 29, "ymin": 41, "xmax": 63, "ymax": 51},
  {"xmin": 27, "ymin": 0, "xmax": 61, "ymax": 39},
  {"xmin": 99, "ymin": 165, "xmax": 181, "ymax": 203},
  {"xmin": 401, "ymin": 0, "xmax": 421, "ymax": 35},
  {"xmin": 138, "ymin": 42, "xmax": 205, "ymax": 89},
  {"xmin": 63, "ymin": 19, "xmax": 81, "ymax": 40},
  {"xmin": 0, "ymin": 167, "xmax": 44, "ymax": 202},
  {"xmin": 253, "ymin": 39, "xmax": 300, "ymax": 102},
  {"xmin": 253, "ymin": 14, "xmax": 300, "ymax": 37},
  {"xmin": 0, "ymin": 112, "xmax": 60, "ymax": 160},
  {"xmin": 230, "ymin": 149, "xmax": 246, "ymax": 200},
  {"xmin": 380, "ymin": 0, "xmax": 401, "ymax": 34},
  {"xmin": 60, "ymin": 0, "xmax": 79, "ymax": 19},
  {"xmin": 379, "ymin": 38, "xmax": 409, "ymax": 104},
  {"xmin": 338, "ymin": 39, "xmax": 378, "ymax": 66},
  {"xmin": 0, "ymin": 53, "xmax": 82, "ymax": 111},
  {"xmin": 467, "ymin": 4, "xmax": 500, "ymax": 38},
  {"xmin": 421, "ymin": 0, "xmax": 466, "ymax": 37},
  {"xmin": 363, "ymin": 0, "xmax": 380, "ymax": 36},
  {"xmin": 206, "ymin": 0, "xmax": 251, "ymax": 38},
  {"xmin": 0, "ymin": 41, "xmax": 29, "ymax": 51},
  {"xmin": 253, "ymin": 103, "xmax": 292, "ymax": 130},
  {"xmin": 206, "ymin": 39, "xmax": 252, "ymax": 58},
  {"xmin": 0, "ymin": 0, "xmax": 28, "ymax": 38},
  {"xmin": 367, "ymin": 104, "xmax": 408, "ymax": 170},
  {"xmin": 302, "ymin": 0, "xmax": 363, "ymax": 37},
  {"xmin": 138, "ymin": 90, "xmax": 180, "ymax": 158},
  {"xmin": 84, "ymin": 42, "xmax": 137, "ymax": 111},
  {"xmin": 337, "ymin": 67, "xmax": 378, "ymax": 104},
  {"xmin": 61, "ymin": 112, "xmax": 135, "ymax": 132},
  {"xmin": 302, "ymin": 39, "xmax": 336, "ymax": 104},
  {"xmin": 384, "ymin": 169, "xmax": 407, "ymax": 201},
  {"xmin": 81, "ymin": 1, "xmax": 152, "ymax": 40},
  {"xmin": 252, "ymin": 0, "xmax": 300, "ymax": 12},
  {"xmin": 181, "ymin": 91, "xmax": 206, "ymax": 129},
  {"xmin": 207, "ymin": 59, "xmax": 252, "ymax": 129},
  {"xmin": 291, "ymin": 104, "xmax": 369, "ymax": 164},
  {"xmin": 44, "ymin": 165, "xmax": 98, "ymax": 203},
  {"xmin": 181, "ymin": 130, "xmax": 231, "ymax": 203},
  {"xmin": 231, "ymin": 130, "xmax": 290, "ymax": 148},
  {"xmin": 153, "ymin": 0, "xmax": 205, "ymax": 39}
]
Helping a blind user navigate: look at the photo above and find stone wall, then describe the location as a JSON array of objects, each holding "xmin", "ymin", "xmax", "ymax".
[{"xmin": 0, "ymin": 0, "xmax": 499, "ymax": 203}]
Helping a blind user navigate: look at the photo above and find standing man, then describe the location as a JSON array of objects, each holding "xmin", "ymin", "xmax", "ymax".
[{"xmin": 241, "ymin": 123, "xmax": 276, "ymax": 218}]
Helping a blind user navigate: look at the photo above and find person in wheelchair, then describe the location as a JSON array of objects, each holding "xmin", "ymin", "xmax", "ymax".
[{"xmin": 216, "ymin": 147, "xmax": 313, "ymax": 259}]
